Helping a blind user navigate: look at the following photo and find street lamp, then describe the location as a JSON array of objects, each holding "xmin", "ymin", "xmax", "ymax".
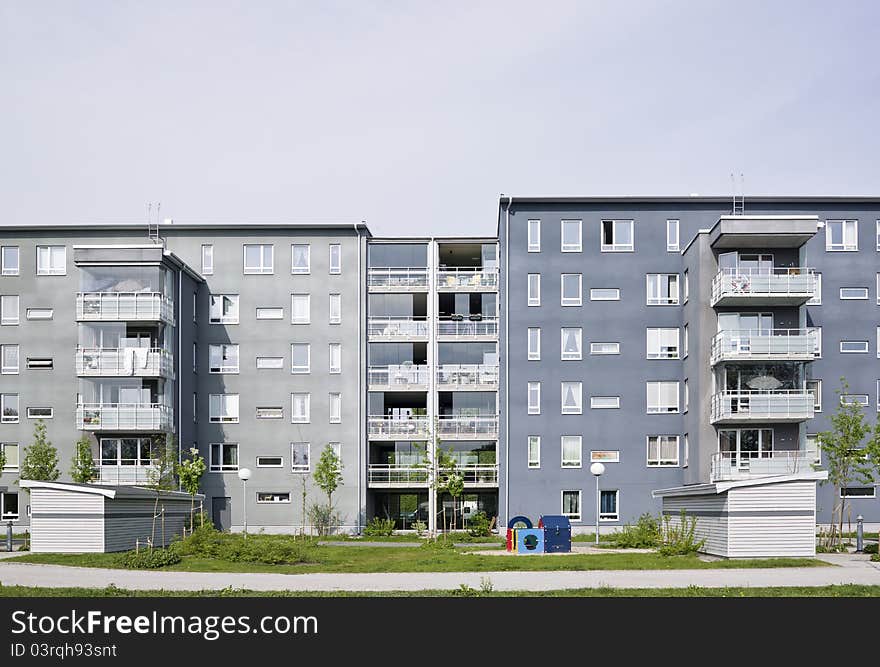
[
  {"xmin": 237, "ymin": 467, "xmax": 252, "ymax": 537},
  {"xmin": 590, "ymin": 462, "xmax": 605, "ymax": 546}
]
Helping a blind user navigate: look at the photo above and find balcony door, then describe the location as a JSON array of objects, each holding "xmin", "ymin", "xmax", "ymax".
[
  {"xmin": 719, "ymin": 428, "xmax": 773, "ymax": 468},
  {"xmin": 719, "ymin": 252, "xmax": 773, "ymax": 274}
]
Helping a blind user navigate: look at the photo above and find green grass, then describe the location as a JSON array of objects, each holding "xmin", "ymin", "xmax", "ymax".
[
  {"xmin": 0, "ymin": 583, "xmax": 872, "ymax": 597},
  {"xmin": 319, "ymin": 533, "xmax": 504, "ymax": 545},
  {"xmin": 5, "ymin": 546, "xmax": 827, "ymax": 574}
]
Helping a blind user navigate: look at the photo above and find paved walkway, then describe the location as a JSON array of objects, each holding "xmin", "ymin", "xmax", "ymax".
[{"xmin": 1, "ymin": 554, "xmax": 879, "ymax": 591}]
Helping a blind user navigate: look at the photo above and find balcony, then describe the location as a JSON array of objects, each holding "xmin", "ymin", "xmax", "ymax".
[
  {"xmin": 92, "ymin": 464, "xmax": 157, "ymax": 485},
  {"xmin": 367, "ymin": 268, "xmax": 429, "ymax": 291},
  {"xmin": 76, "ymin": 348, "xmax": 174, "ymax": 378},
  {"xmin": 436, "ymin": 268, "xmax": 498, "ymax": 292},
  {"xmin": 435, "ymin": 364, "xmax": 499, "ymax": 390},
  {"xmin": 710, "ymin": 329, "xmax": 818, "ymax": 366},
  {"xmin": 368, "ymin": 317, "xmax": 429, "ymax": 341},
  {"xmin": 366, "ymin": 463, "xmax": 499, "ymax": 488},
  {"xmin": 77, "ymin": 403, "xmax": 172, "ymax": 431},
  {"xmin": 436, "ymin": 317, "xmax": 498, "ymax": 340},
  {"xmin": 710, "ymin": 450, "xmax": 817, "ymax": 482},
  {"xmin": 368, "ymin": 365, "xmax": 430, "ymax": 391},
  {"xmin": 76, "ymin": 292, "xmax": 175, "ymax": 324},
  {"xmin": 710, "ymin": 390, "xmax": 814, "ymax": 425},
  {"xmin": 436, "ymin": 415, "xmax": 499, "ymax": 439},
  {"xmin": 368, "ymin": 415, "xmax": 430, "ymax": 440},
  {"xmin": 710, "ymin": 268, "xmax": 817, "ymax": 307}
]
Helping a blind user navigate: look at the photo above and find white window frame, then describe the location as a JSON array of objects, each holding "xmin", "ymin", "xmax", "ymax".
[
  {"xmin": 590, "ymin": 288, "xmax": 620, "ymax": 301},
  {"xmin": 291, "ymin": 392, "xmax": 311, "ymax": 423},
  {"xmin": 209, "ymin": 394, "xmax": 239, "ymax": 423},
  {"xmin": 329, "ymin": 293, "xmax": 342, "ymax": 324},
  {"xmin": 527, "ymin": 436, "xmax": 540, "ymax": 469},
  {"xmin": 256, "ymin": 356, "xmax": 284, "ymax": 369},
  {"xmin": 1, "ymin": 344, "xmax": 19, "ymax": 374},
  {"xmin": 1, "ymin": 295, "xmax": 19, "ymax": 325},
  {"xmin": 599, "ymin": 489, "xmax": 619, "ymax": 521},
  {"xmin": 1, "ymin": 394, "xmax": 19, "ymax": 423},
  {"xmin": 209, "ymin": 294, "xmax": 239, "ymax": 324},
  {"xmin": 209, "ymin": 443, "xmax": 239, "ymax": 473},
  {"xmin": 527, "ymin": 328, "xmax": 541, "ymax": 361},
  {"xmin": 600, "ymin": 219, "xmax": 634, "ymax": 252},
  {"xmin": 683, "ymin": 434, "xmax": 689, "ymax": 468},
  {"xmin": 646, "ymin": 274, "xmax": 679, "ymax": 306},
  {"xmin": 807, "ymin": 379, "xmax": 822, "ymax": 412},
  {"xmin": 255, "ymin": 407, "xmax": 284, "ymax": 419},
  {"xmin": 840, "ymin": 487, "xmax": 876, "ymax": 499},
  {"xmin": 877, "ymin": 380, "xmax": 880, "ymax": 413},
  {"xmin": 666, "ymin": 219, "xmax": 680, "ymax": 252},
  {"xmin": 527, "ymin": 219, "xmax": 541, "ymax": 252},
  {"xmin": 646, "ymin": 328, "xmax": 680, "ymax": 359},
  {"xmin": 291, "ymin": 442, "xmax": 311, "ymax": 473},
  {"xmin": 840, "ymin": 394, "xmax": 869, "ymax": 407},
  {"xmin": 256, "ymin": 456, "xmax": 284, "ymax": 468},
  {"xmin": 527, "ymin": 274, "xmax": 541, "ymax": 306},
  {"xmin": 26, "ymin": 308, "xmax": 53, "ymax": 320},
  {"xmin": 561, "ymin": 490, "xmax": 581, "ymax": 522},
  {"xmin": 840, "ymin": 340, "xmax": 869, "ymax": 354},
  {"xmin": 876, "ymin": 220, "xmax": 880, "ymax": 251},
  {"xmin": 0, "ymin": 492, "xmax": 19, "ymax": 521},
  {"xmin": 256, "ymin": 307, "xmax": 283, "ymax": 320},
  {"xmin": 291, "ymin": 293, "xmax": 311, "ymax": 324},
  {"xmin": 329, "ymin": 243, "xmax": 342, "ymax": 275},
  {"xmin": 1, "ymin": 246, "xmax": 19, "ymax": 276},
  {"xmin": 560, "ymin": 327, "xmax": 582, "ymax": 361},
  {"xmin": 647, "ymin": 381, "xmax": 679, "ymax": 414},
  {"xmin": 561, "ymin": 219, "xmax": 582, "ymax": 252},
  {"xmin": 560, "ymin": 273, "xmax": 582, "ymax": 306},
  {"xmin": 201, "ymin": 244, "xmax": 214, "ymax": 275},
  {"xmin": 257, "ymin": 492, "xmax": 291, "ymax": 504},
  {"xmin": 291, "ymin": 343, "xmax": 311, "ymax": 374},
  {"xmin": 647, "ymin": 435, "xmax": 679, "ymax": 467},
  {"xmin": 590, "ymin": 396, "xmax": 620, "ymax": 409},
  {"xmin": 329, "ymin": 393, "xmax": 342, "ymax": 424},
  {"xmin": 26, "ymin": 407, "xmax": 53, "ymax": 419},
  {"xmin": 36, "ymin": 245, "xmax": 66, "ymax": 276},
  {"xmin": 808, "ymin": 273, "xmax": 822, "ymax": 305},
  {"xmin": 243, "ymin": 243, "xmax": 274, "ymax": 274},
  {"xmin": 825, "ymin": 219, "xmax": 858, "ymax": 251},
  {"xmin": 209, "ymin": 344, "xmax": 239, "ymax": 374},
  {"xmin": 840, "ymin": 287, "xmax": 868, "ymax": 300},
  {"xmin": 590, "ymin": 342, "xmax": 620, "ymax": 355},
  {"xmin": 684, "ymin": 379, "xmax": 689, "ymax": 413},
  {"xmin": 291, "ymin": 243, "xmax": 311, "ymax": 274},
  {"xmin": 877, "ymin": 274, "xmax": 880, "ymax": 304},
  {"xmin": 329, "ymin": 343, "xmax": 342, "ymax": 374},
  {"xmin": 561, "ymin": 381, "xmax": 582, "ymax": 415},
  {"xmin": 527, "ymin": 381, "xmax": 541, "ymax": 415},
  {"xmin": 813, "ymin": 327, "xmax": 822, "ymax": 358},
  {"xmin": 683, "ymin": 324, "xmax": 689, "ymax": 358},
  {"xmin": 683, "ymin": 270, "xmax": 689, "ymax": 303},
  {"xmin": 1, "ymin": 443, "xmax": 19, "ymax": 471},
  {"xmin": 561, "ymin": 435, "xmax": 582, "ymax": 468},
  {"xmin": 591, "ymin": 451, "xmax": 620, "ymax": 463}
]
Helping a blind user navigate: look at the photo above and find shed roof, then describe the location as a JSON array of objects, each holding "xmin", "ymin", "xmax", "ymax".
[
  {"xmin": 19, "ymin": 480, "xmax": 203, "ymax": 501},
  {"xmin": 652, "ymin": 471, "xmax": 828, "ymax": 498}
]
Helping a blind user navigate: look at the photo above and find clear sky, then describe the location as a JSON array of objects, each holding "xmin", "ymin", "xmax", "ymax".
[{"xmin": 2, "ymin": 1, "xmax": 878, "ymax": 236}]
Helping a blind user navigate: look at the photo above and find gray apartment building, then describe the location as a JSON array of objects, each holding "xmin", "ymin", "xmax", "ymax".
[{"xmin": 499, "ymin": 196, "xmax": 880, "ymax": 531}]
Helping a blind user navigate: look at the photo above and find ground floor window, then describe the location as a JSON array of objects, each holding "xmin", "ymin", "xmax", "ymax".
[
  {"xmin": 1, "ymin": 492, "xmax": 18, "ymax": 521},
  {"xmin": 840, "ymin": 487, "xmax": 876, "ymax": 499},
  {"xmin": 100, "ymin": 437, "xmax": 154, "ymax": 466},
  {"xmin": 600, "ymin": 489, "xmax": 619, "ymax": 521},
  {"xmin": 436, "ymin": 491, "xmax": 497, "ymax": 531},
  {"xmin": 256, "ymin": 492, "xmax": 291, "ymax": 504},
  {"xmin": 561, "ymin": 490, "xmax": 581, "ymax": 522},
  {"xmin": 372, "ymin": 492, "xmax": 429, "ymax": 531}
]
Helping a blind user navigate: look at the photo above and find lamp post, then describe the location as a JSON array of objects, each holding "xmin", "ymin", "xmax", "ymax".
[
  {"xmin": 590, "ymin": 462, "xmax": 605, "ymax": 546},
  {"xmin": 237, "ymin": 467, "xmax": 252, "ymax": 537}
]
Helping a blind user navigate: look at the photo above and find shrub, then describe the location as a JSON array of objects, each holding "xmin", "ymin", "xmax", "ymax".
[
  {"xmin": 119, "ymin": 547, "xmax": 181, "ymax": 569},
  {"xmin": 609, "ymin": 513, "xmax": 661, "ymax": 548},
  {"xmin": 175, "ymin": 525, "xmax": 318, "ymax": 565},
  {"xmin": 658, "ymin": 509, "xmax": 705, "ymax": 556},
  {"xmin": 871, "ymin": 552, "xmax": 879, "ymax": 562},
  {"xmin": 863, "ymin": 543, "xmax": 878, "ymax": 554},
  {"xmin": 363, "ymin": 517, "xmax": 396, "ymax": 537},
  {"xmin": 420, "ymin": 536, "xmax": 456, "ymax": 551},
  {"xmin": 467, "ymin": 512, "xmax": 492, "ymax": 538},
  {"xmin": 307, "ymin": 503, "xmax": 339, "ymax": 537},
  {"xmin": 412, "ymin": 520, "xmax": 427, "ymax": 536}
]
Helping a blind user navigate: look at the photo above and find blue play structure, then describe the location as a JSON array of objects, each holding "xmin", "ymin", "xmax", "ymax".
[{"xmin": 506, "ymin": 515, "xmax": 571, "ymax": 554}]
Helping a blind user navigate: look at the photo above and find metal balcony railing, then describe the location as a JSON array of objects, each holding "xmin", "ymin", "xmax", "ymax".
[
  {"xmin": 366, "ymin": 464, "xmax": 499, "ymax": 486},
  {"xmin": 76, "ymin": 348, "xmax": 174, "ymax": 378},
  {"xmin": 76, "ymin": 292, "xmax": 175, "ymax": 324},
  {"xmin": 367, "ymin": 365, "xmax": 430, "ymax": 389},
  {"xmin": 710, "ymin": 390, "xmax": 815, "ymax": 424},
  {"xmin": 77, "ymin": 403, "xmax": 172, "ymax": 431},
  {"xmin": 367, "ymin": 317, "xmax": 429, "ymax": 339},
  {"xmin": 367, "ymin": 416, "xmax": 430, "ymax": 439},
  {"xmin": 367, "ymin": 268, "xmax": 429, "ymax": 290},
  {"xmin": 92, "ymin": 463, "xmax": 157, "ymax": 485},
  {"xmin": 435, "ymin": 364, "xmax": 499, "ymax": 388},
  {"xmin": 436, "ymin": 317, "xmax": 498, "ymax": 338},
  {"xmin": 436, "ymin": 415, "xmax": 499, "ymax": 438},
  {"xmin": 436, "ymin": 268, "xmax": 498, "ymax": 290},
  {"xmin": 709, "ymin": 329, "xmax": 818, "ymax": 365},
  {"xmin": 710, "ymin": 450, "xmax": 817, "ymax": 482},
  {"xmin": 710, "ymin": 267, "xmax": 817, "ymax": 306}
]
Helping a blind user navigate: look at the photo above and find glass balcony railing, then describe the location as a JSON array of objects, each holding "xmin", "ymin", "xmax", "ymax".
[
  {"xmin": 436, "ymin": 415, "xmax": 499, "ymax": 438},
  {"xmin": 710, "ymin": 390, "xmax": 814, "ymax": 424},
  {"xmin": 710, "ymin": 450, "xmax": 817, "ymax": 482},
  {"xmin": 367, "ymin": 416, "xmax": 430, "ymax": 439},
  {"xmin": 92, "ymin": 463, "xmax": 157, "ymax": 485},
  {"xmin": 76, "ymin": 348, "xmax": 174, "ymax": 378},
  {"xmin": 435, "ymin": 364, "xmax": 499, "ymax": 388},
  {"xmin": 367, "ymin": 268, "xmax": 429, "ymax": 290},
  {"xmin": 436, "ymin": 317, "xmax": 498, "ymax": 338},
  {"xmin": 366, "ymin": 464, "xmax": 498, "ymax": 487},
  {"xmin": 710, "ymin": 268, "xmax": 817, "ymax": 306},
  {"xmin": 76, "ymin": 292, "xmax": 174, "ymax": 324},
  {"xmin": 367, "ymin": 365, "xmax": 430, "ymax": 389},
  {"xmin": 436, "ymin": 268, "xmax": 498, "ymax": 291},
  {"xmin": 367, "ymin": 317, "xmax": 429, "ymax": 339},
  {"xmin": 710, "ymin": 329, "xmax": 818, "ymax": 365},
  {"xmin": 76, "ymin": 403, "xmax": 172, "ymax": 431}
]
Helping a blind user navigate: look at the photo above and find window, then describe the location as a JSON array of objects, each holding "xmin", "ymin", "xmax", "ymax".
[
  {"xmin": 330, "ymin": 442, "xmax": 342, "ymax": 462},
  {"xmin": 683, "ymin": 434, "xmax": 689, "ymax": 467},
  {"xmin": 99, "ymin": 437, "xmax": 155, "ymax": 466},
  {"xmin": 329, "ymin": 294, "xmax": 342, "ymax": 324},
  {"xmin": 877, "ymin": 274, "xmax": 880, "ymax": 304},
  {"xmin": 329, "ymin": 343, "xmax": 342, "ymax": 373},
  {"xmin": 560, "ymin": 273, "xmax": 582, "ymax": 306},
  {"xmin": 813, "ymin": 327, "xmax": 822, "ymax": 358},
  {"xmin": 256, "ymin": 492, "xmax": 290, "ymax": 504},
  {"xmin": 1, "ymin": 394, "xmax": 19, "ymax": 423},
  {"xmin": 561, "ymin": 381, "xmax": 582, "ymax": 414},
  {"xmin": 329, "ymin": 244, "xmax": 342, "ymax": 274},
  {"xmin": 291, "ymin": 442, "xmax": 311, "ymax": 472},
  {"xmin": 209, "ymin": 394, "xmax": 239, "ymax": 423},
  {"xmin": 590, "ymin": 342, "xmax": 620, "ymax": 355},
  {"xmin": 561, "ymin": 220, "xmax": 582, "ymax": 252},
  {"xmin": 590, "ymin": 288, "xmax": 620, "ymax": 301},
  {"xmin": 826, "ymin": 220, "xmax": 858, "ymax": 251},
  {"xmin": 683, "ymin": 270, "xmax": 689, "ymax": 303},
  {"xmin": 256, "ymin": 407, "xmax": 283, "ymax": 419},
  {"xmin": 666, "ymin": 219, "xmax": 680, "ymax": 252},
  {"xmin": 561, "ymin": 490, "xmax": 581, "ymax": 521},
  {"xmin": 201, "ymin": 244, "xmax": 214, "ymax": 275},
  {"xmin": 561, "ymin": 435, "xmax": 582, "ymax": 468},
  {"xmin": 600, "ymin": 490, "xmax": 619, "ymax": 521},
  {"xmin": 647, "ymin": 382, "xmax": 679, "ymax": 413},
  {"xmin": 193, "ymin": 292, "xmax": 197, "ymax": 323},
  {"xmin": 527, "ymin": 219, "xmax": 541, "ymax": 252},
  {"xmin": 329, "ymin": 393, "xmax": 342, "ymax": 423},
  {"xmin": 840, "ymin": 394, "xmax": 869, "ymax": 407},
  {"xmin": 601, "ymin": 219, "xmax": 634, "ymax": 252},
  {"xmin": 527, "ymin": 328, "xmax": 541, "ymax": 360},
  {"xmin": 209, "ymin": 443, "xmax": 238, "ymax": 472},
  {"xmin": 840, "ymin": 341, "xmax": 869, "ymax": 354},
  {"xmin": 646, "ymin": 328, "xmax": 680, "ymax": 359},
  {"xmin": 590, "ymin": 396, "xmax": 620, "ymax": 409},
  {"xmin": 646, "ymin": 274, "xmax": 679, "ymax": 305},
  {"xmin": 808, "ymin": 273, "xmax": 822, "ymax": 305},
  {"xmin": 806, "ymin": 433, "xmax": 821, "ymax": 465},
  {"xmin": 527, "ymin": 274, "xmax": 541, "ymax": 306},
  {"xmin": 877, "ymin": 380, "xmax": 880, "ymax": 412},
  {"xmin": 209, "ymin": 294, "xmax": 239, "ymax": 324},
  {"xmin": 591, "ymin": 450, "xmax": 619, "ymax": 463},
  {"xmin": 647, "ymin": 435, "xmax": 679, "ymax": 467},
  {"xmin": 806, "ymin": 379, "xmax": 822, "ymax": 411},
  {"xmin": 2, "ymin": 443, "xmax": 19, "ymax": 471},
  {"xmin": 877, "ymin": 220, "xmax": 880, "ymax": 251},
  {"xmin": 840, "ymin": 287, "xmax": 868, "ymax": 300},
  {"xmin": 878, "ymin": 327, "xmax": 880, "ymax": 358},
  {"xmin": 243, "ymin": 244, "xmax": 274, "ymax": 273},
  {"xmin": 291, "ymin": 343, "xmax": 311, "ymax": 374},
  {"xmin": 193, "ymin": 393, "xmax": 197, "ymax": 422},
  {"xmin": 841, "ymin": 487, "xmax": 876, "ymax": 499},
  {"xmin": 528, "ymin": 436, "xmax": 540, "ymax": 469},
  {"xmin": 684, "ymin": 379, "xmax": 689, "ymax": 412},
  {"xmin": 561, "ymin": 328, "xmax": 582, "ymax": 360},
  {"xmin": 1, "ymin": 492, "xmax": 19, "ymax": 521},
  {"xmin": 1, "ymin": 295, "xmax": 19, "ymax": 325},
  {"xmin": 683, "ymin": 324, "xmax": 689, "ymax": 358},
  {"xmin": 291, "ymin": 393, "xmax": 310, "ymax": 423},
  {"xmin": 26, "ymin": 407, "xmax": 53, "ymax": 419},
  {"xmin": 1, "ymin": 345, "xmax": 18, "ymax": 374},
  {"xmin": 252, "ymin": 308, "xmax": 282, "ymax": 322},
  {"xmin": 291, "ymin": 244, "xmax": 311, "ymax": 274},
  {"xmin": 1, "ymin": 247, "xmax": 19, "ymax": 276},
  {"xmin": 256, "ymin": 356, "xmax": 284, "ymax": 369},
  {"xmin": 527, "ymin": 382, "xmax": 541, "ymax": 415},
  {"xmin": 26, "ymin": 357, "xmax": 52, "ymax": 370},
  {"xmin": 26, "ymin": 308, "xmax": 53, "ymax": 320},
  {"xmin": 36, "ymin": 245, "xmax": 66, "ymax": 275},
  {"xmin": 209, "ymin": 344, "xmax": 239, "ymax": 373},
  {"xmin": 291, "ymin": 294, "xmax": 310, "ymax": 324},
  {"xmin": 257, "ymin": 456, "xmax": 283, "ymax": 467},
  {"xmin": 193, "ymin": 342, "xmax": 198, "ymax": 373}
]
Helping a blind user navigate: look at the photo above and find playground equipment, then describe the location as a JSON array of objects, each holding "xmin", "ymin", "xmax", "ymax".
[{"xmin": 506, "ymin": 515, "xmax": 571, "ymax": 554}]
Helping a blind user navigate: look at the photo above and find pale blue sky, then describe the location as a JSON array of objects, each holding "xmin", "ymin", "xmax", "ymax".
[{"xmin": 2, "ymin": 1, "xmax": 878, "ymax": 236}]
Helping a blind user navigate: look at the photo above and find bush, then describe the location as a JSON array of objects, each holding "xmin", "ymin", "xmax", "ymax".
[
  {"xmin": 307, "ymin": 503, "xmax": 339, "ymax": 537},
  {"xmin": 871, "ymin": 553, "xmax": 879, "ymax": 562},
  {"xmin": 467, "ymin": 512, "xmax": 492, "ymax": 538},
  {"xmin": 363, "ymin": 517, "xmax": 396, "ymax": 537},
  {"xmin": 608, "ymin": 513, "xmax": 661, "ymax": 549},
  {"xmin": 658, "ymin": 509, "xmax": 705, "ymax": 556},
  {"xmin": 119, "ymin": 547, "xmax": 181, "ymax": 569},
  {"xmin": 862, "ymin": 543, "xmax": 877, "ymax": 554},
  {"xmin": 175, "ymin": 525, "xmax": 318, "ymax": 565},
  {"xmin": 420, "ymin": 536, "xmax": 456, "ymax": 551}
]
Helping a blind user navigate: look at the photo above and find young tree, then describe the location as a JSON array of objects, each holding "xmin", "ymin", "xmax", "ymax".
[
  {"xmin": 819, "ymin": 378, "xmax": 880, "ymax": 547},
  {"xmin": 0, "ymin": 444, "xmax": 6, "ymax": 473},
  {"xmin": 70, "ymin": 435, "xmax": 96, "ymax": 484},
  {"xmin": 313, "ymin": 444, "xmax": 343, "ymax": 535},
  {"xmin": 146, "ymin": 434, "xmax": 178, "ymax": 547},
  {"xmin": 433, "ymin": 447, "xmax": 464, "ymax": 533},
  {"xmin": 19, "ymin": 420, "xmax": 60, "ymax": 482},
  {"xmin": 176, "ymin": 446, "xmax": 206, "ymax": 530}
]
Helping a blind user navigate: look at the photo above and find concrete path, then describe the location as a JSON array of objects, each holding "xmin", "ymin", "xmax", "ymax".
[{"xmin": 1, "ymin": 555, "xmax": 879, "ymax": 591}]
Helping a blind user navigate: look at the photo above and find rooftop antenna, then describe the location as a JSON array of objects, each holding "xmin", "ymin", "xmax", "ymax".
[{"xmin": 731, "ymin": 173, "xmax": 745, "ymax": 215}]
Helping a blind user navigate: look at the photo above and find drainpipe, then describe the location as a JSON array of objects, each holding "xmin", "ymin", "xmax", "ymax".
[
  {"xmin": 177, "ymin": 267, "xmax": 183, "ymax": 477},
  {"xmin": 354, "ymin": 223, "xmax": 363, "ymax": 535},
  {"xmin": 503, "ymin": 195, "xmax": 513, "ymax": 528}
]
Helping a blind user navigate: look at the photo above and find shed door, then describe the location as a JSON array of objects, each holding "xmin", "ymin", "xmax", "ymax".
[{"xmin": 212, "ymin": 497, "xmax": 231, "ymax": 531}]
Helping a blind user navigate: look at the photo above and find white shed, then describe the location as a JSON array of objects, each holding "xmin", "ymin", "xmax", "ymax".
[
  {"xmin": 652, "ymin": 472, "xmax": 827, "ymax": 558},
  {"xmin": 20, "ymin": 480, "xmax": 204, "ymax": 553}
]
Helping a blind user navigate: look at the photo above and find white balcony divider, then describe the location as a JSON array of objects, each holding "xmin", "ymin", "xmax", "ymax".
[
  {"xmin": 709, "ymin": 329, "xmax": 818, "ymax": 364},
  {"xmin": 436, "ymin": 317, "xmax": 499, "ymax": 338},
  {"xmin": 710, "ymin": 450, "xmax": 815, "ymax": 481},
  {"xmin": 93, "ymin": 463, "xmax": 157, "ymax": 485},
  {"xmin": 77, "ymin": 403, "xmax": 172, "ymax": 430},
  {"xmin": 436, "ymin": 415, "xmax": 499, "ymax": 438},
  {"xmin": 76, "ymin": 347, "xmax": 173, "ymax": 377},
  {"xmin": 367, "ymin": 268, "xmax": 429, "ymax": 289},
  {"xmin": 435, "ymin": 364, "xmax": 499, "ymax": 387},
  {"xmin": 710, "ymin": 267, "xmax": 817, "ymax": 304},
  {"xmin": 367, "ymin": 365, "xmax": 430, "ymax": 388},
  {"xmin": 436, "ymin": 267, "xmax": 498, "ymax": 290},
  {"xmin": 76, "ymin": 292, "xmax": 174, "ymax": 323},
  {"xmin": 710, "ymin": 390, "xmax": 814, "ymax": 423},
  {"xmin": 367, "ymin": 317, "xmax": 429, "ymax": 338},
  {"xmin": 367, "ymin": 415, "xmax": 430, "ymax": 438}
]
